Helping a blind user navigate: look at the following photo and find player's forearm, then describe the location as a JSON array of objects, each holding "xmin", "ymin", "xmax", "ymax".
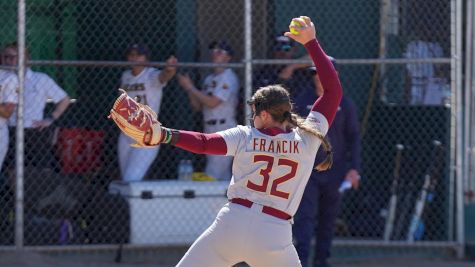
[
  {"xmin": 346, "ymin": 104, "xmax": 361, "ymax": 171},
  {"xmin": 51, "ymin": 96, "xmax": 70, "ymax": 120},
  {"xmin": 187, "ymin": 87, "xmax": 221, "ymax": 108},
  {"xmin": 349, "ymin": 137, "xmax": 362, "ymax": 172},
  {"xmin": 159, "ymin": 68, "xmax": 177, "ymax": 84},
  {"xmin": 186, "ymin": 90, "xmax": 203, "ymax": 111},
  {"xmin": 165, "ymin": 129, "xmax": 227, "ymax": 155},
  {"xmin": 306, "ymin": 39, "xmax": 342, "ymax": 125},
  {"xmin": 0, "ymin": 103, "xmax": 15, "ymax": 119}
]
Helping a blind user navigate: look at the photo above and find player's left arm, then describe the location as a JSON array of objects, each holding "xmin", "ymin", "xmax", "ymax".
[
  {"xmin": 167, "ymin": 125, "xmax": 244, "ymax": 156},
  {"xmin": 34, "ymin": 75, "xmax": 70, "ymax": 129},
  {"xmin": 344, "ymin": 98, "xmax": 362, "ymax": 188},
  {"xmin": 158, "ymin": 55, "xmax": 177, "ymax": 84},
  {"xmin": 0, "ymin": 76, "xmax": 18, "ymax": 119},
  {"xmin": 46, "ymin": 75, "xmax": 71, "ymax": 121},
  {"xmin": 173, "ymin": 131, "xmax": 228, "ymax": 155},
  {"xmin": 51, "ymin": 96, "xmax": 71, "ymax": 121},
  {"xmin": 142, "ymin": 127, "xmax": 228, "ymax": 155},
  {"xmin": 345, "ymin": 99, "xmax": 362, "ymax": 173},
  {"xmin": 0, "ymin": 103, "xmax": 16, "ymax": 119},
  {"xmin": 110, "ymin": 89, "xmax": 243, "ymax": 154},
  {"xmin": 184, "ymin": 87, "xmax": 222, "ymax": 108}
]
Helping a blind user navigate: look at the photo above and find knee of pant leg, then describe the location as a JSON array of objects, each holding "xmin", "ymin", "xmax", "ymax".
[
  {"xmin": 122, "ymin": 167, "xmax": 146, "ymax": 182},
  {"xmin": 250, "ymin": 244, "xmax": 301, "ymax": 267}
]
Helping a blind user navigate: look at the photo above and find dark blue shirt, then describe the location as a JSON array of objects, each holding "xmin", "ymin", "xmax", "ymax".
[
  {"xmin": 253, "ymin": 65, "xmax": 314, "ymax": 94},
  {"xmin": 293, "ymin": 88, "xmax": 362, "ymax": 180}
]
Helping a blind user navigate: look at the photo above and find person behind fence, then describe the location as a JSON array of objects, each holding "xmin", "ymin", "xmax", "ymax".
[
  {"xmin": 292, "ymin": 60, "xmax": 362, "ymax": 267},
  {"xmin": 253, "ymin": 33, "xmax": 313, "ymax": 93},
  {"xmin": 109, "ymin": 16, "xmax": 342, "ymax": 267},
  {"xmin": 118, "ymin": 43, "xmax": 177, "ymax": 182},
  {"xmin": 404, "ymin": 39, "xmax": 450, "ymax": 105},
  {"xmin": 177, "ymin": 40, "xmax": 239, "ymax": 181},
  {"xmin": 2, "ymin": 42, "xmax": 71, "ymax": 170},
  {"xmin": 0, "ymin": 54, "xmax": 18, "ymax": 174}
]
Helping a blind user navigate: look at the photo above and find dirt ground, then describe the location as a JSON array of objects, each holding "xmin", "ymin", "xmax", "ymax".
[{"xmin": 0, "ymin": 246, "xmax": 473, "ymax": 267}]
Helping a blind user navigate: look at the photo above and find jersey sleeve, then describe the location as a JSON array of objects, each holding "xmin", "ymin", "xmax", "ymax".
[
  {"xmin": 41, "ymin": 74, "xmax": 68, "ymax": 103},
  {"xmin": 305, "ymin": 111, "xmax": 329, "ymax": 136},
  {"xmin": 217, "ymin": 125, "xmax": 248, "ymax": 156},
  {"xmin": 1, "ymin": 75, "xmax": 18, "ymax": 104},
  {"xmin": 149, "ymin": 68, "xmax": 166, "ymax": 89},
  {"xmin": 305, "ymin": 39, "xmax": 342, "ymax": 126},
  {"xmin": 202, "ymin": 76, "xmax": 210, "ymax": 92},
  {"xmin": 120, "ymin": 71, "xmax": 127, "ymax": 87},
  {"xmin": 213, "ymin": 71, "xmax": 239, "ymax": 102}
]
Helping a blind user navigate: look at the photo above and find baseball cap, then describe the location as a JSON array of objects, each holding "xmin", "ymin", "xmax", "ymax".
[
  {"xmin": 126, "ymin": 43, "xmax": 150, "ymax": 57},
  {"xmin": 309, "ymin": 56, "xmax": 337, "ymax": 74},
  {"xmin": 274, "ymin": 34, "xmax": 294, "ymax": 51},
  {"xmin": 208, "ymin": 40, "xmax": 234, "ymax": 56}
]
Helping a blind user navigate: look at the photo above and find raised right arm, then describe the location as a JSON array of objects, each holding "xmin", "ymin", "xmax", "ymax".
[
  {"xmin": 306, "ymin": 39, "xmax": 342, "ymax": 126},
  {"xmin": 285, "ymin": 16, "xmax": 343, "ymax": 126}
]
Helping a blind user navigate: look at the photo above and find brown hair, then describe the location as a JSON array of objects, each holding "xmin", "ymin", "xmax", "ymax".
[
  {"xmin": 248, "ymin": 85, "xmax": 333, "ymax": 171},
  {"xmin": 2, "ymin": 41, "xmax": 30, "ymax": 59}
]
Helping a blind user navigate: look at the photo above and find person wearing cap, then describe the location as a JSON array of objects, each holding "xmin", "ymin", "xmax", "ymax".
[
  {"xmin": 118, "ymin": 43, "xmax": 177, "ymax": 182},
  {"xmin": 177, "ymin": 40, "xmax": 239, "ymax": 181},
  {"xmin": 292, "ymin": 58, "xmax": 362, "ymax": 267},
  {"xmin": 253, "ymin": 34, "xmax": 312, "ymax": 93}
]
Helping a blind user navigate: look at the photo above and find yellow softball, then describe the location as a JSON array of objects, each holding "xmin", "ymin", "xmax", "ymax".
[{"xmin": 290, "ymin": 20, "xmax": 301, "ymax": 35}]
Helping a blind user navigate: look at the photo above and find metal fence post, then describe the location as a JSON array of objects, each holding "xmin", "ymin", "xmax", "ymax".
[
  {"xmin": 244, "ymin": 0, "xmax": 252, "ymax": 125},
  {"xmin": 454, "ymin": 0, "xmax": 465, "ymax": 259},
  {"xmin": 15, "ymin": 0, "xmax": 26, "ymax": 249}
]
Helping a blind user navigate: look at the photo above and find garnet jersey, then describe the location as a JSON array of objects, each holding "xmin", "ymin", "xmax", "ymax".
[{"xmin": 219, "ymin": 111, "xmax": 329, "ymax": 217}]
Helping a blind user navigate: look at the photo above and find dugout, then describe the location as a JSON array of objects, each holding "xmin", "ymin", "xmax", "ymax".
[{"xmin": 345, "ymin": 104, "xmax": 451, "ymax": 241}]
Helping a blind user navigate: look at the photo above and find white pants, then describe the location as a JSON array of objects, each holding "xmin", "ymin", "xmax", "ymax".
[
  {"xmin": 176, "ymin": 202, "xmax": 301, "ymax": 267},
  {"xmin": 204, "ymin": 121, "xmax": 235, "ymax": 180},
  {"xmin": 118, "ymin": 133, "xmax": 159, "ymax": 182},
  {"xmin": 0, "ymin": 125, "xmax": 8, "ymax": 172}
]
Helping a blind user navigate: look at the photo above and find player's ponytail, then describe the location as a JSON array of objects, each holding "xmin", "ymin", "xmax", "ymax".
[
  {"xmin": 286, "ymin": 112, "xmax": 333, "ymax": 171},
  {"xmin": 249, "ymin": 85, "xmax": 333, "ymax": 171}
]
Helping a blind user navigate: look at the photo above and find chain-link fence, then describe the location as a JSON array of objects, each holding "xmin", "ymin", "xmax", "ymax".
[{"xmin": 0, "ymin": 0, "xmax": 469, "ymax": 262}]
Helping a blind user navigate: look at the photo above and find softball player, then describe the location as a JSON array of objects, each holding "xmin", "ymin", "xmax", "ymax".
[
  {"xmin": 110, "ymin": 16, "xmax": 341, "ymax": 266},
  {"xmin": 118, "ymin": 44, "xmax": 177, "ymax": 182},
  {"xmin": 0, "ymin": 68, "xmax": 18, "ymax": 172},
  {"xmin": 177, "ymin": 40, "xmax": 239, "ymax": 180},
  {"xmin": 169, "ymin": 17, "xmax": 340, "ymax": 266}
]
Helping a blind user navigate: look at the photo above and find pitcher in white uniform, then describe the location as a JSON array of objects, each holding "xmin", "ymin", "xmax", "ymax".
[
  {"xmin": 0, "ymin": 67, "xmax": 18, "ymax": 172},
  {"xmin": 118, "ymin": 44, "xmax": 177, "ymax": 181},
  {"xmin": 177, "ymin": 40, "xmax": 239, "ymax": 180},
  {"xmin": 129, "ymin": 17, "xmax": 342, "ymax": 266}
]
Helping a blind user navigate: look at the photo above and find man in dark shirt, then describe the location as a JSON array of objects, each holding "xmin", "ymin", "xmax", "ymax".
[
  {"xmin": 253, "ymin": 34, "xmax": 313, "ymax": 93},
  {"xmin": 293, "ymin": 59, "xmax": 362, "ymax": 267}
]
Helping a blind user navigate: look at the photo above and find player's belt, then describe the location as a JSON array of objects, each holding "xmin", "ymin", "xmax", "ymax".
[
  {"xmin": 205, "ymin": 119, "xmax": 226, "ymax": 125},
  {"xmin": 230, "ymin": 198, "xmax": 291, "ymax": 220}
]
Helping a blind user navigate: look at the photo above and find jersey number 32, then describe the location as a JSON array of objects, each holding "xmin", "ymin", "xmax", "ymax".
[{"xmin": 247, "ymin": 155, "xmax": 298, "ymax": 199}]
